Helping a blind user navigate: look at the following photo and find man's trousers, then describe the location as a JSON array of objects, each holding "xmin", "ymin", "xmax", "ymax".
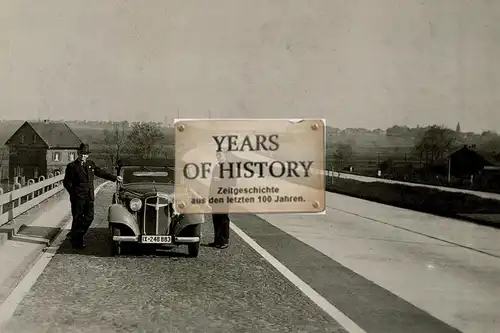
[
  {"xmin": 70, "ymin": 196, "xmax": 95, "ymax": 244},
  {"xmin": 212, "ymin": 213, "xmax": 230, "ymax": 245}
]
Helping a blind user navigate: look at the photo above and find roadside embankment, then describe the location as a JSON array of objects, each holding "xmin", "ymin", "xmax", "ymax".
[{"xmin": 326, "ymin": 178, "xmax": 500, "ymax": 228}]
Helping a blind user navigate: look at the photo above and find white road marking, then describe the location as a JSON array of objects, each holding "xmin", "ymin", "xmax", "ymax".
[
  {"xmin": 0, "ymin": 181, "xmax": 111, "ymax": 330},
  {"xmin": 230, "ymin": 222, "xmax": 367, "ymax": 333},
  {"xmin": 186, "ymin": 181, "xmax": 364, "ymax": 332},
  {"xmin": 1, "ymin": 180, "xmax": 364, "ymax": 332}
]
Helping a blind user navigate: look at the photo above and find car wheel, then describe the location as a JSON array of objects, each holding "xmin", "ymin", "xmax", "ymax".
[
  {"xmin": 187, "ymin": 224, "xmax": 201, "ymax": 257},
  {"xmin": 188, "ymin": 242, "xmax": 200, "ymax": 257},
  {"xmin": 109, "ymin": 225, "xmax": 121, "ymax": 256}
]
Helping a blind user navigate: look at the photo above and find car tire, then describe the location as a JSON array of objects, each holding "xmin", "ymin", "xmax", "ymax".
[
  {"xmin": 109, "ymin": 225, "xmax": 121, "ymax": 256},
  {"xmin": 188, "ymin": 242, "xmax": 200, "ymax": 257},
  {"xmin": 187, "ymin": 224, "xmax": 201, "ymax": 257}
]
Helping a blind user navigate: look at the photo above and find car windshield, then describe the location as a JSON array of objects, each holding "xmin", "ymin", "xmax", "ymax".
[{"xmin": 120, "ymin": 166, "xmax": 174, "ymax": 184}]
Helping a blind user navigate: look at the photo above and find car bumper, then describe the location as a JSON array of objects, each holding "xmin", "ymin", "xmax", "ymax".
[{"xmin": 112, "ymin": 236, "xmax": 200, "ymax": 243}]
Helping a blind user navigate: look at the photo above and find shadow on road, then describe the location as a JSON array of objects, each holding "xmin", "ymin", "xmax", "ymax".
[{"xmin": 56, "ymin": 227, "xmax": 193, "ymax": 258}]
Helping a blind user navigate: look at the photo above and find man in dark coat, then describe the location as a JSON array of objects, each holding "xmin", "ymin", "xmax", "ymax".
[
  {"xmin": 208, "ymin": 150, "xmax": 237, "ymax": 249},
  {"xmin": 63, "ymin": 143, "xmax": 122, "ymax": 248}
]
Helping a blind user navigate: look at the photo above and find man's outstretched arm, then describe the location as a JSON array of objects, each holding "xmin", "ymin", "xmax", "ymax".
[{"xmin": 93, "ymin": 164, "xmax": 118, "ymax": 182}]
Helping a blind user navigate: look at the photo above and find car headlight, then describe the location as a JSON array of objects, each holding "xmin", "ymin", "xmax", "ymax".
[{"xmin": 129, "ymin": 198, "xmax": 142, "ymax": 212}]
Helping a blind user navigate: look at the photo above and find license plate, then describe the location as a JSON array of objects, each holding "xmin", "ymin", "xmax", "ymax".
[{"xmin": 141, "ymin": 235, "xmax": 172, "ymax": 244}]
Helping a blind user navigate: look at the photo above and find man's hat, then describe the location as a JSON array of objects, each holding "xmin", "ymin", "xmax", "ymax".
[{"xmin": 78, "ymin": 143, "xmax": 91, "ymax": 154}]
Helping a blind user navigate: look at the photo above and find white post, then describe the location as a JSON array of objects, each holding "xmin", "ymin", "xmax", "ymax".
[
  {"xmin": 13, "ymin": 182, "xmax": 21, "ymax": 207},
  {"xmin": 38, "ymin": 176, "xmax": 45, "ymax": 193},
  {"xmin": 27, "ymin": 179, "xmax": 35, "ymax": 200},
  {"xmin": 55, "ymin": 171, "xmax": 61, "ymax": 186},
  {"xmin": 48, "ymin": 173, "xmax": 54, "ymax": 190}
]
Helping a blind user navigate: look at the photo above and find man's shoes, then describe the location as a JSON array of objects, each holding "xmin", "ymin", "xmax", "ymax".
[{"xmin": 207, "ymin": 242, "xmax": 228, "ymax": 249}]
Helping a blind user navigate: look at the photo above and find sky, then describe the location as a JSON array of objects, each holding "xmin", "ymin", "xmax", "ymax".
[{"xmin": 0, "ymin": 0, "xmax": 499, "ymax": 132}]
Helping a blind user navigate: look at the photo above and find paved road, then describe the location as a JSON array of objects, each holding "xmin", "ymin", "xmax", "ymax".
[
  {"xmin": 1, "ymin": 183, "xmax": 344, "ymax": 333},
  {"xmin": 258, "ymin": 191, "xmax": 500, "ymax": 333},
  {"xmin": 1, "ymin": 184, "xmax": 499, "ymax": 332}
]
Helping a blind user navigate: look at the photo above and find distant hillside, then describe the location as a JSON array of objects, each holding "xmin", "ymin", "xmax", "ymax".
[
  {"xmin": 326, "ymin": 126, "xmax": 415, "ymax": 151},
  {"xmin": 326, "ymin": 125, "xmax": 500, "ymax": 155},
  {"xmin": 0, "ymin": 120, "xmax": 497, "ymax": 156}
]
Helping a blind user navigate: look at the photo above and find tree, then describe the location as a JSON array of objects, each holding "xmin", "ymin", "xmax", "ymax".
[
  {"xmin": 100, "ymin": 122, "xmax": 127, "ymax": 166},
  {"xmin": 386, "ymin": 125, "xmax": 410, "ymax": 137},
  {"xmin": 333, "ymin": 142, "xmax": 353, "ymax": 166},
  {"xmin": 413, "ymin": 125, "xmax": 457, "ymax": 165},
  {"xmin": 0, "ymin": 146, "xmax": 6, "ymax": 161},
  {"xmin": 163, "ymin": 144, "xmax": 175, "ymax": 159},
  {"xmin": 0, "ymin": 146, "xmax": 7, "ymax": 179},
  {"xmin": 126, "ymin": 122, "xmax": 164, "ymax": 159},
  {"xmin": 480, "ymin": 136, "xmax": 500, "ymax": 153},
  {"xmin": 481, "ymin": 130, "xmax": 497, "ymax": 137}
]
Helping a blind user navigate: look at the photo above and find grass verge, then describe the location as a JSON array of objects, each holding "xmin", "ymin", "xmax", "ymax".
[{"xmin": 325, "ymin": 178, "xmax": 500, "ymax": 228}]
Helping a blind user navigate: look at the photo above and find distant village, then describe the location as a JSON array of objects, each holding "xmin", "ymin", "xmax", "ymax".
[{"xmin": 0, "ymin": 119, "xmax": 499, "ymax": 193}]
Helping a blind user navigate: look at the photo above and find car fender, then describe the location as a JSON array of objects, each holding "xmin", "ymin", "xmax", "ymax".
[
  {"xmin": 173, "ymin": 213, "xmax": 204, "ymax": 236},
  {"xmin": 108, "ymin": 204, "xmax": 140, "ymax": 236}
]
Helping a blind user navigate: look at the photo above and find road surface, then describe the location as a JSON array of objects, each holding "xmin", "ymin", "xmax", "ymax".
[{"xmin": 0, "ymin": 184, "xmax": 499, "ymax": 332}]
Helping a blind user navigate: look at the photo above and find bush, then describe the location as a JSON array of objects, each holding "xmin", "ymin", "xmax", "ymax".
[{"xmin": 326, "ymin": 178, "xmax": 500, "ymax": 217}]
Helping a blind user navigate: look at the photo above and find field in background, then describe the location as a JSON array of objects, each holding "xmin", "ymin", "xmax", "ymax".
[{"xmin": 1, "ymin": 120, "xmax": 499, "ymax": 192}]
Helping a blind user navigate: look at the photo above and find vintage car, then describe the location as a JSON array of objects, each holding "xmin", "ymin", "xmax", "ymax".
[{"xmin": 107, "ymin": 158, "xmax": 204, "ymax": 257}]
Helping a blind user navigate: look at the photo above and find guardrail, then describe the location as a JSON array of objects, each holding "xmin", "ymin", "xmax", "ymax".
[{"xmin": 0, "ymin": 171, "xmax": 65, "ymax": 225}]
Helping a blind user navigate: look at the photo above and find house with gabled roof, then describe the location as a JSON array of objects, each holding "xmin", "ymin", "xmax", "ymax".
[
  {"xmin": 4, "ymin": 120, "xmax": 83, "ymax": 181},
  {"xmin": 444, "ymin": 145, "xmax": 500, "ymax": 175}
]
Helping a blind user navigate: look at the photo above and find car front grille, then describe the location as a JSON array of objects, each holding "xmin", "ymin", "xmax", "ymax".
[{"xmin": 142, "ymin": 195, "xmax": 171, "ymax": 235}]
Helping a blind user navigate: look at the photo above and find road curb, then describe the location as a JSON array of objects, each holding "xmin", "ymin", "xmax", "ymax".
[
  {"xmin": 42, "ymin": 213, "xmax": 72, "ymax": 254},
  {"xmin": 0, "ymin": 211, "xmax": 71, "ymax": 306},
  {"xmin": 0, "ymin": 190, "xmax": 67, "ymax": 245},
  {"xmin": 0, "ymin": 244, "xmax": 45, "ymax": 305},
  {"xmin": 0, "ymin": 181, "xmax": 110, "ymax": 309}
]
